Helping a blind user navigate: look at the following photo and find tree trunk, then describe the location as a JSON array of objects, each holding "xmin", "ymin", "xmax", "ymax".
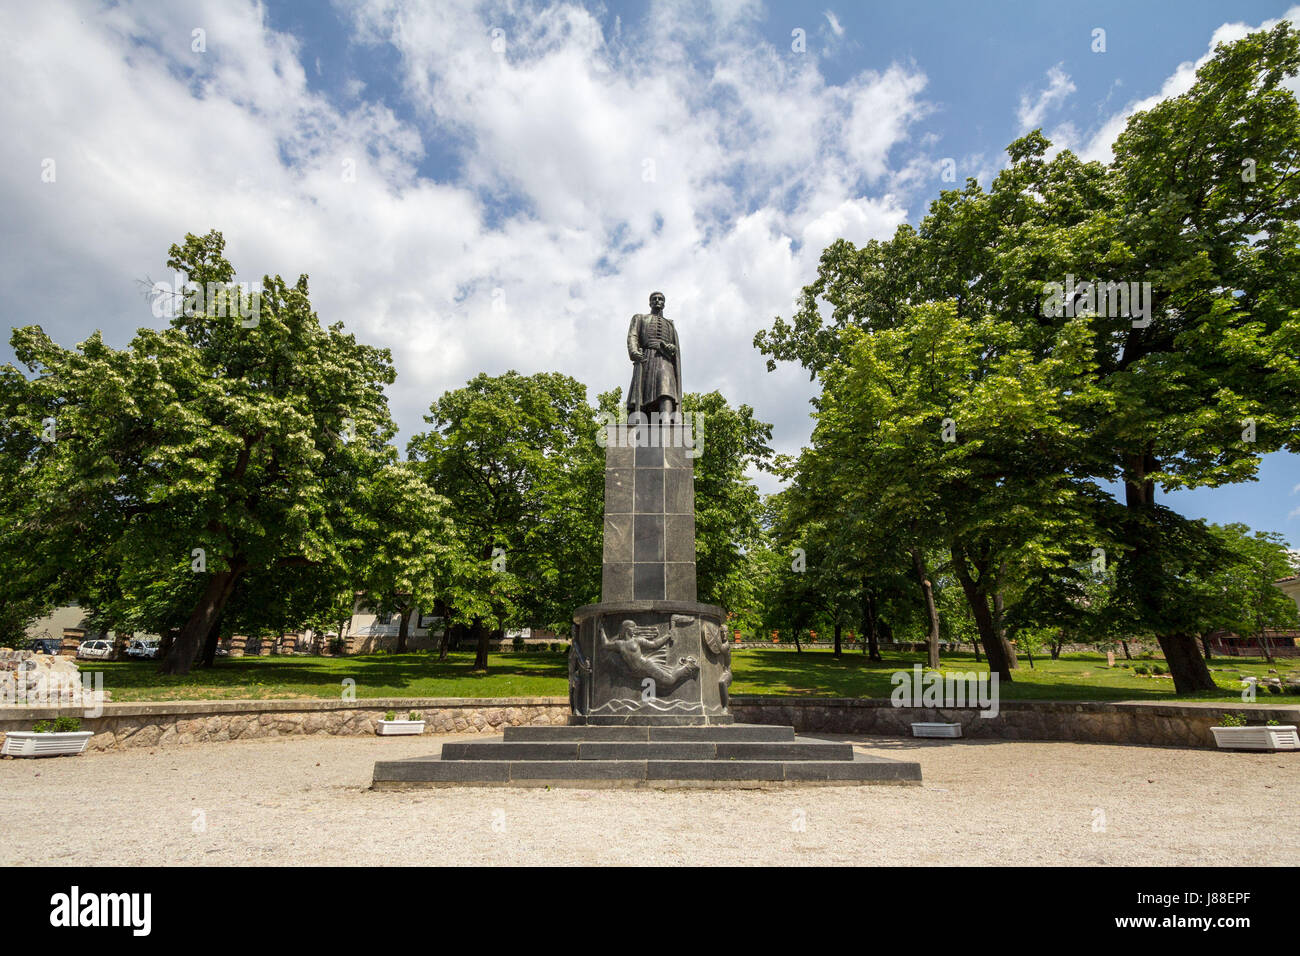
[
  {"xmin": 158, "ymin": 628, "xmax": 178, "ymax": 663},
  {"xmin": 160, "ymin": 569, "xmax": 241, "ymax": 675},
  {"xmin": 1051, "ymin": 638, "xmax": 1063, "ymax": 660},
  {"xmin": 793, "ymin": 627, "xmax": 802, "ymax": 653},
  {"xmin": 396, "ymin": 604, "xmax": 413, "ymax": 654},
  {"xmin": 1199, "ymin": 634, "xmax": 1213, "ymax": 660},
  {"xmin": 472, "ymin": 618, "xmax": 490, "ymax": 670},
  {"xmin": 861, "ymin": 588, "xmax": 883, "ymax": 661},
  {"xmin": 1154, "ymin": 632, "xmax": 1216, "ymax": 694},
  {"xmin": 197, "ymin": 607, "xmax": 226, "ymax": 669},
  {"xmin": 910, "ymin": 549, "xmax": 941, "ymax": 670},
  {"xmin": 1124, "ymin": 454, "xmax": 1214, "ymax": 692},
  {"xmin": 1121, "ymin": 640, "xmax": 1132, "ymax": 660},
  {"xmin": 951, "ymin": 545, "xmax": 1013, "ymax": 682},
  {"xmin": 833, "ymin": 621, "xmax": 842, "ymax": 657},
  {"xmin": 993, "ymin": 586, "xmax": 1018, "ymax": 668},
  {"xmin": 436, "ymin": 599, "xmax": 452, "ymax": 661}
]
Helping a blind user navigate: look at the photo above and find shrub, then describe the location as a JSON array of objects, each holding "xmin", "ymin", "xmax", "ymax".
[
  {"xmin": 1152, "ymin": 665, "xmax": 1166, "ymax": 675},
  {"xmin": 33, "ymin": 716, "xmax": 81, "ymax": 733},
  {"xmin": 1218, "ymin": 712, "xmax": 1247, "ymax": 727},
  {"xmin": 407, "ymin": 711, "xmax": 421, "ymax": 722},
  {"xmin": 1134, "ymin": 665, "xmax": 1150, "ymax": 675},
  {"xmin": 384, "ymin": 710, "xmax": 396, "ymax": 721},
  {"xmin": 1266, "ymin": 683, "xmax": 1282, "ymax": 695},
  {"xmin": 512, "ymin": 637, "xmax": 525, "ymax": 651}
]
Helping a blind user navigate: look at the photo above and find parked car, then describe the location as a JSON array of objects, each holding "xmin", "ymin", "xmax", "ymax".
[
  {"xmin": 126, "ymin": 639, "xmax": 160, "ymax": 659},
  {"xmin": 75, "ymin": 639, "xmax": 114, "ymax": 660},
  {"xmin": 28, "ymin": 638, "xmax": 62, "ymax": 655}
]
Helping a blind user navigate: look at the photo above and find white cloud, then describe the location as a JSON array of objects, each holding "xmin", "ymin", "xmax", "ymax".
[
  {"xmin": 1017, "ymin": 64, "xmax": 1075, "ymax": 133},
  {"xmin": 824, "ymin": 10, "xmax": 845, "ymax": 37},
  {"xmin": 0, "ymin": 0, "xmax": 934, "ymax": 475}
]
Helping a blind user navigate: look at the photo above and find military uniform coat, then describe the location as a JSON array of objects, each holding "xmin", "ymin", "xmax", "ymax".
[{"xmin": 625, "ymin": 312, "xmax": 682, "ymax": 414}]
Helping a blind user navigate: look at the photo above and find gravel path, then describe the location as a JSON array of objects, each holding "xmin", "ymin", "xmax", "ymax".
[{"xmin": 2, "ymin": 733, "xmax": 1295, "ymax": 866}]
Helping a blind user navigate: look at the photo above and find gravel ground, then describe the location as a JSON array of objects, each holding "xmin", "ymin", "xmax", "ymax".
[{"xmin": 2, "ymin": 733, "xmax": 1295, "ymax": 866}]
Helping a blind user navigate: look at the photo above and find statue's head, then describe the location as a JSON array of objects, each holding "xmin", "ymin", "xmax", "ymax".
[{"xmin": 649, "ymin": 291, "xmax": 665, "ymax": 312}]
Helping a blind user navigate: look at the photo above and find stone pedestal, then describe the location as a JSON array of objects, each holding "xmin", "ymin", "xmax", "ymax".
[
  {"xmin": 570, "ymin": 422, "xmax": 729, "ymax": 725},
  {"xmin": 599, "ymin": 422, "xmax": 698, "ymax": 603}
]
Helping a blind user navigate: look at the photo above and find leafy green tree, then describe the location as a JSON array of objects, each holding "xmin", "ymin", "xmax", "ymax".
[
  {"xmin": 408, "ymin": 371, "xmax": 603, "ymax": 670},
  {"xmin": 797, "ymin": 302, "xmax": 1103, "ymax": 679},
  {"xmin": 757, "ymin": 25, "xmax": 1300, "ymax": 693},
  {"xmin": 2, "ymin": 231, "xmax": 399, "ymax": 674},
  {"xmin": 350, "ymin": 462, "xmax": 468, "ymax": 653}
]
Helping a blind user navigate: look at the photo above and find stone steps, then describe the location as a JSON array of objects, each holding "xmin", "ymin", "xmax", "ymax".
[
  {"xmin": 372, "ymin": 753, "xmax": 920, "ymax": 788},
  {"xmin": 503, "ymin": 723, "xmax": 796, "ymax": 742},
  {"xmin": 371, "ymin": 723, "xmax": 922, "ymax": 789},
  {"xmin": 440, "ymin": 739, "xmax": 854, "ymax": 761}
]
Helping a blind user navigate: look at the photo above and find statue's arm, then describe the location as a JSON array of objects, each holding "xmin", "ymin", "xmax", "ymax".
[
  {"xmin": 641, "ymin": 630, "xmax": 673, "ymax": 651},
  {"xmin": 627, "ymin": 315, "xmax": 643, "ymax": 361}
]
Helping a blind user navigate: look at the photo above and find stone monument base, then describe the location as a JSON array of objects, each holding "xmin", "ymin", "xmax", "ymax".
[{"xmin": 371, "ymin": 723, "xmax": 922, "ymax": 788}]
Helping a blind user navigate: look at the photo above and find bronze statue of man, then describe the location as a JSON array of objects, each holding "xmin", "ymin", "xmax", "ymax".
[{"xmin": 626, "ymin": 291, "xmax": 682, "ymax": 420}]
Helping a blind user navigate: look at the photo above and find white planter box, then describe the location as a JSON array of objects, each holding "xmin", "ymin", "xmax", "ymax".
[
  {"xmin": 911, "ymin": 722, "xmax": 962, "ymax": 738},
  {"xmin": 1211, "ymin": 725, "xmax": 1299, "ymax": 751},
  {"xmin": 376, "ymin": 719, "xmax": 426, "ymax": 736},
  {"xmin": 1, "ymin": 730, "xmax": 94, "ymax": 757}
]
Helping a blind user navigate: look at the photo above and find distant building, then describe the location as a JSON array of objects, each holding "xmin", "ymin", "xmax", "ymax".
[
  {"xmin": 1274, "ymin": 572, "xmax": 1300, "ymax": 615},
  {"xmin": 341, "ymin": 604, "xmax": 447, "ymax": 654},
  {"xmin": 1206, "ymin": 627, "xmax": 1300, "ymax": 658},
  {"xmin": 23, "ymin": 603, "xmax": 155, "ymax": 652},
  {"xmin": 339, "ymin": 598, "xmax": 562, "ymax": 654}
]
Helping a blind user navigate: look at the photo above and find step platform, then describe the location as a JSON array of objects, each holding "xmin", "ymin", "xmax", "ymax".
[{"xmin": 371, "ymin": 723, "xmax": 922, "ymax": 789}]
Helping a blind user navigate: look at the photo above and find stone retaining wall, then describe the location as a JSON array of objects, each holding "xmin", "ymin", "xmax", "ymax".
[
  {"xmin": 731, "ymin": 697, "xmax": 1300, "ymax": 748},
  {"xmin": 3, "ymin": 695, "xmax": 1296, "ymax": 752},
  {"xmin": 0, "ymin": 697, "xmax": 570, "ymax": 752}
]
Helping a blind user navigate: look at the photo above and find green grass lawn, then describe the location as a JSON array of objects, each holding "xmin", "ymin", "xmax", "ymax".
[
  {"xmin": 730, "ymin": 648, "xmax": 1299, "ymax": 703},
  {"xmin": 90, "ymin": 648, "xmax": 1300, "ymax": 704}
]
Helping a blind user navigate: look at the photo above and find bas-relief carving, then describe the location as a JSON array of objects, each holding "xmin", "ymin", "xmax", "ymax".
[
  {"xmin": 702, "ymin": 620, "xmax": 733, "ymax": 709},
  {"xmin": 599, "ymin": 618, "xmax": 698, "ymax": 690}
]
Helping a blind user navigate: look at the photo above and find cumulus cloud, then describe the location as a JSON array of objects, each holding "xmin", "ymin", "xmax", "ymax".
[{"xmin": 0, "ymin": 0, "xmax": 929, "ymax": 482}]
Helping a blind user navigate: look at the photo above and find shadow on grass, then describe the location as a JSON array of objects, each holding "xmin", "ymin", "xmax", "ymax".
[
  {"xmin": 729, "ymin": 649, "xmax": 1270, "ymax": 703},
  {"xmin": 96, "ymin": 651, "xmax": 569, "ymax": 698}
]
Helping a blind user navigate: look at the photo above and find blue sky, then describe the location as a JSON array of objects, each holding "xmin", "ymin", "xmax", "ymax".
[{"xmin": 1, "ymin": 0, "xmax": 1297, "ymax": 544}]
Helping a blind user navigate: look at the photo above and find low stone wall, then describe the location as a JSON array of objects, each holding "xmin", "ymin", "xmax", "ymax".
[
  {"xmin": 3, "ymin": 695, "xmax": 1296, "ymax": 752},
  {"xmin": 731, "ymin": 697, "xmax": 1300, "ymax": 748},
  {"xmin": 0, "ymin": 697, "xmax": 570, "ymax": 752}
]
